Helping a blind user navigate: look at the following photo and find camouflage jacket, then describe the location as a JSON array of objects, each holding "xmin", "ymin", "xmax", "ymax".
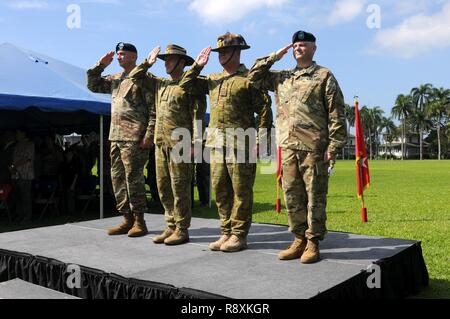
[
  {"xmin": 128, "ymin": 60, "xmax": 207, "ymax": 148},
  {"xmin": 87, "ymin": 62, "xmax": 156, "ymax": 142},
  {"xmin": 248, "ymin": 53, "xmax": 347, "ymax": 155},
  {"xmin": 179, "ymin": 63, "xmax": 273, "ymax": 150}
]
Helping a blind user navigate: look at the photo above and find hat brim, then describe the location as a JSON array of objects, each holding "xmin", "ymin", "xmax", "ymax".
[
  {"xmin": 211, "ymin": 45, "xmax": 250, "ymax": 52},
  {"xmin": 157, "ymin": 54, "xmax": 195, "ymax": 66}
]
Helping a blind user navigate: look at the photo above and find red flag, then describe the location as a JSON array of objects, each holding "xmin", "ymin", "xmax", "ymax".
[{"xmin": 354, "ymin": 99, "xmax": 370, "ymax": 222}]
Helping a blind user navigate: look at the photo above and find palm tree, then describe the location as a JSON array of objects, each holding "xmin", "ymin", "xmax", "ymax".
[
  {"xmin": 343, "ymin": 103, "xmax": 355, "ymax": 159},
  {"xmin": 360, "ymin": 106, "xmax": 384, "ymax": 160},
  {"xmin": 345, "ymin": 103, "xmax": 356, "ymax": 127},
  {"xmin": 359, "ymin": 105, "xmax": 371, "ymax": 157},
  {"xmin": 368, "ymin": 107, "xmax": 384, "ymax": 159},
  {"xmin": 411, "ymin": 84, "xmax": 433, "ymax": 160},
  {"xmin": 410, "ymin": 109, "xmax": 432, "ymax": 158},
  {"xmin": 427, "ymin": 87, "xmax": 450, "ymax": 160},
  {"xmin": 391, "ymin": 94, "xmax": 413, "ymax": 160},
  {"xmin": 380, "ymin": 117, "xmax": 397, "ymax": 159}
]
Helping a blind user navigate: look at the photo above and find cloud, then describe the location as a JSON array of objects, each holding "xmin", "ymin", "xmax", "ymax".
[
  {"xmin": 6, "ymin": 0, "xmax": 48, "ymax": 9},
  {"xmin": 327, "ymin": 0, "xmax": 366, "ymax": 26},
  {"xmin": 369, "ymin": 2, "xmax": 450, "ymax": 58},
  {"xmin": 393, "ymin": 0, "xmax": 432, "ymax": 16},
  {"xmin": 188, "ymin": 0, "xmax": 289, "ymax": 24},
  {"xmin": 77, "ymin": 0, "xmax": 121, "ymax": 4}
]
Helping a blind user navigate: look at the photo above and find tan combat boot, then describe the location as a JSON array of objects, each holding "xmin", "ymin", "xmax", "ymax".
[
  {"xmin": 107, "ymin": 214, "xmax": 134, "ymax": 235},
  {"xmin": 127, "ymin": 213, "xmax": 148, "ymax": 237},
  {"xmin": 208, "ymin": 235, "xmax": 231, "ymax": 251},
  {"xmin": 278, "ymin": 236, "xmax": 307, "ymax": 260},
  {"xmin": 164, "ymin": 228, "xmax": 189, "ymax": 245},
  {"xmin": 220, "ymin": 235, "xmax": 247, "ymax": 252},
  {"xmin": 153, "ymin": 227, "xmax": 175, "ymax": 244},
  {"xmin": 300, "ymin": 239, "xmax": 320, "ymax": 264}
]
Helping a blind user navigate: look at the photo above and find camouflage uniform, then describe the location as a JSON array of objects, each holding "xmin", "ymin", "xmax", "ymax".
[
  {"xmin": 248, "ymin": 53, "xmax": 347, "ymax": 241},
  {"xmin": 87, "ymin": 62, "xmax": 155, "ymax": 217},
  {"xmin": 179, "ymin": 63, "xmax": 273, "ymax": 238},
  {"xmin": 129, "ymin": 59, "xmax": 206, "ymax": 231}
]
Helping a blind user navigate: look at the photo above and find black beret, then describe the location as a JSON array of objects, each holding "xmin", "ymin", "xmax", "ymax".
[
  {"xmin": 116, "ymin": 42, "xmax": 137, "ymax": 54},
  {"xmin": 292, "ymin": 31, "xmax": 316, "ymax": 44}
]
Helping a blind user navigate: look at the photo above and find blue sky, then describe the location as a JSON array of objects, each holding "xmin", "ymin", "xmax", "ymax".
[{"xmin": 1, "ymin": 0, "xmax": 449, "ymax": 116}]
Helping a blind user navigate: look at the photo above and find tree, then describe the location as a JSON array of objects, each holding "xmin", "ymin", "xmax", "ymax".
[
  {"xmin": 427, "ymin": 87, "xmax": 450, "ymax": 160},
  {"xmin": 359, "ymin": 105, "xmax": 371, "ymax": 157},
  {"xmin": 367, "ymin": 107, "xmax": 384, "ymax": 159},
  {"xmin": 391, "ymin": 94, "xmax": 413, "ymax": 160},
  {"xmin": 410, "ymin": 108, "xmax": 432, "ymax": 158},
  {"xmin": 360, "ymin": 106, "xmax": 384, "ymax": 160},
  {"xmin": 411, "ymin": 84, "xmax": 433, "ymax": 160},
  {"xmin": 380, "ymin": 117, "xmax": 397, "ymax": 159},
  {"xmin": 343, "ymin": 103, "xmax": 355, "ymax": 159}
]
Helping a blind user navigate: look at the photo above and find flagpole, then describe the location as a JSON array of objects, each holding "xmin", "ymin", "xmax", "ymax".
[
  {"xmin": 359, "ymin": 160, "xmax": 368, "ymax": 223},
  {"xmin": 275, "ymin": 146, "xmax": 282, "ymax": 213},
  {"xmin": 355, "ymin": 96, "xmax": 368, "ymax": 223}
]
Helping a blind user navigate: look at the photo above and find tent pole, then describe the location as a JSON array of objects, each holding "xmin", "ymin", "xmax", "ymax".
[{"xmin": 100, "ymin": 115, "xmax": 104, "ymax": 219}]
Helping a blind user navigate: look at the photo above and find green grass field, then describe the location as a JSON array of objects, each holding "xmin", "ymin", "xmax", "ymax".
[{"xmin": 193, "ymin": 160, "xmax": 450, "ymax": 299}]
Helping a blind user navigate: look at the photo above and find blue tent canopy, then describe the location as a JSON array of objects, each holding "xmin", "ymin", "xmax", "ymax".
[{"xmin": 0, "ymin": 43, "xmax": 110, "ymax": 115}]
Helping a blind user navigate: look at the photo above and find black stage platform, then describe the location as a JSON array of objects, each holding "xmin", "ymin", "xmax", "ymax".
[
  {"xmin": 0, "ymin": 215, "xmax": 428, "ymax": 299},
  {"xmin": 0, "ymin": 279, "xmax": 80, "ymax": 299}
]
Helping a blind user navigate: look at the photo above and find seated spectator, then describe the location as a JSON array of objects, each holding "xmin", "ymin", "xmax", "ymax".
[
  {"xmin": 58, "ymin": 146, "xmax": 82, "ymax": 215},
  {"xmin": 11, "ymin": 129, "xmax": 35, "ymax": 224},
  {"xmin": 40, "ymin": 135, "xmax": 63, "ymax": 180},
  {"xmin": 0, "ymin": 131, "xmax": 16, "ymax": 184}
]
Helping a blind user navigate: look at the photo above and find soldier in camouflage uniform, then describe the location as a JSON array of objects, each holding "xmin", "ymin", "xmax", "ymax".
[
  {"xmin": 129, "ymin": 44, "xmax": 207, "ymax": 245},
  {"xmin": 179, "ymin": 33, "xmax": 273, "ymax": 252},
  {"xmin": 87, "ymin": 42, "xmax": 156, "ymax": 237},
  {"xmin": 248, "ymin": 31, "xmax": 347, "ymax": 263}
]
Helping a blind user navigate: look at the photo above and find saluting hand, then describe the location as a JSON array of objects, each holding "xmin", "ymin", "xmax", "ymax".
[
  {"xmin": 276, "ymin": 44, "xmax": 293, "ymax": 60},
  {"xmin": 147, "ymin": 46, "xmax": 161, "ymax": 65},
  {"xmin": 99, "ymin": 51, "xmax": 115, "ymax": 67},
  {"xmin": 196, "ymin": 46, "xmax": 211, "ymax": 67}
]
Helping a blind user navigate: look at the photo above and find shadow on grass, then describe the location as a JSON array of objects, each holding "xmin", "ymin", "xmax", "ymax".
[
  {"xmin": 380, "ymin": 218, "xmax": 450, "ymax": 223},
  {"xmin": 412, "ymin": 278, "xmax": 450, "ymax": 299}
]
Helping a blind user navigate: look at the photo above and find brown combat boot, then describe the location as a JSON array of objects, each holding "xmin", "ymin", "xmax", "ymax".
[
  {"xmin": 220, "ymin": 235, "xmax": 247, "ymax": 252},
  {"xmin": 127, "ymin": 213, "xmax": 148, "ymax": 237},
  {"xmin": 278, "ymin": 236, "xmax": 307, "ymax": 260},
  {"xmin": 107, "ymin": 214, "xmax": 134, "ymax": 235},
  {"xmin": 153, "ymin": 227, "xmax": 175, "ymax": 244},
  {"xmin": 164, "ymin": 228, "xmax": 189, "ymax": 245},
  {"xmin": 208, "ymin": 234, "xmax": 231, "ymax": 251},
  {"xmin": 300, "ymin": 239, "xmax": 320, "ymax": 264}
]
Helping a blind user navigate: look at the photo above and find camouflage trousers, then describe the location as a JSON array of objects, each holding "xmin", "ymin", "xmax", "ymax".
[
  {"xmin": 156, "ymin": 144, "xmax": 193, "ymax": 230},
  {"xmin": 110, "ymin": 141, "xmax": 148, "ymax": 215},
  {"xmin": 211, "ymin": 148, "xmax": 256, "ymax": 238},
  {"xmin": 281, "ymin": 148, "xmax": 329, "ymax": 241}
]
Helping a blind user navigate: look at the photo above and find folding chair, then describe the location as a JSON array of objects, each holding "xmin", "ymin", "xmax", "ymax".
[
  {"xmin": 76, "ymin": 176, "xmax": 99, "ymax": 215},
  {"xmin": 0, "ymin": 184, "xmax": 13, "ymax": 223},
  {"xmin": 33, "ymin": 180, "xmax": 60, "ymax": 220}
]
